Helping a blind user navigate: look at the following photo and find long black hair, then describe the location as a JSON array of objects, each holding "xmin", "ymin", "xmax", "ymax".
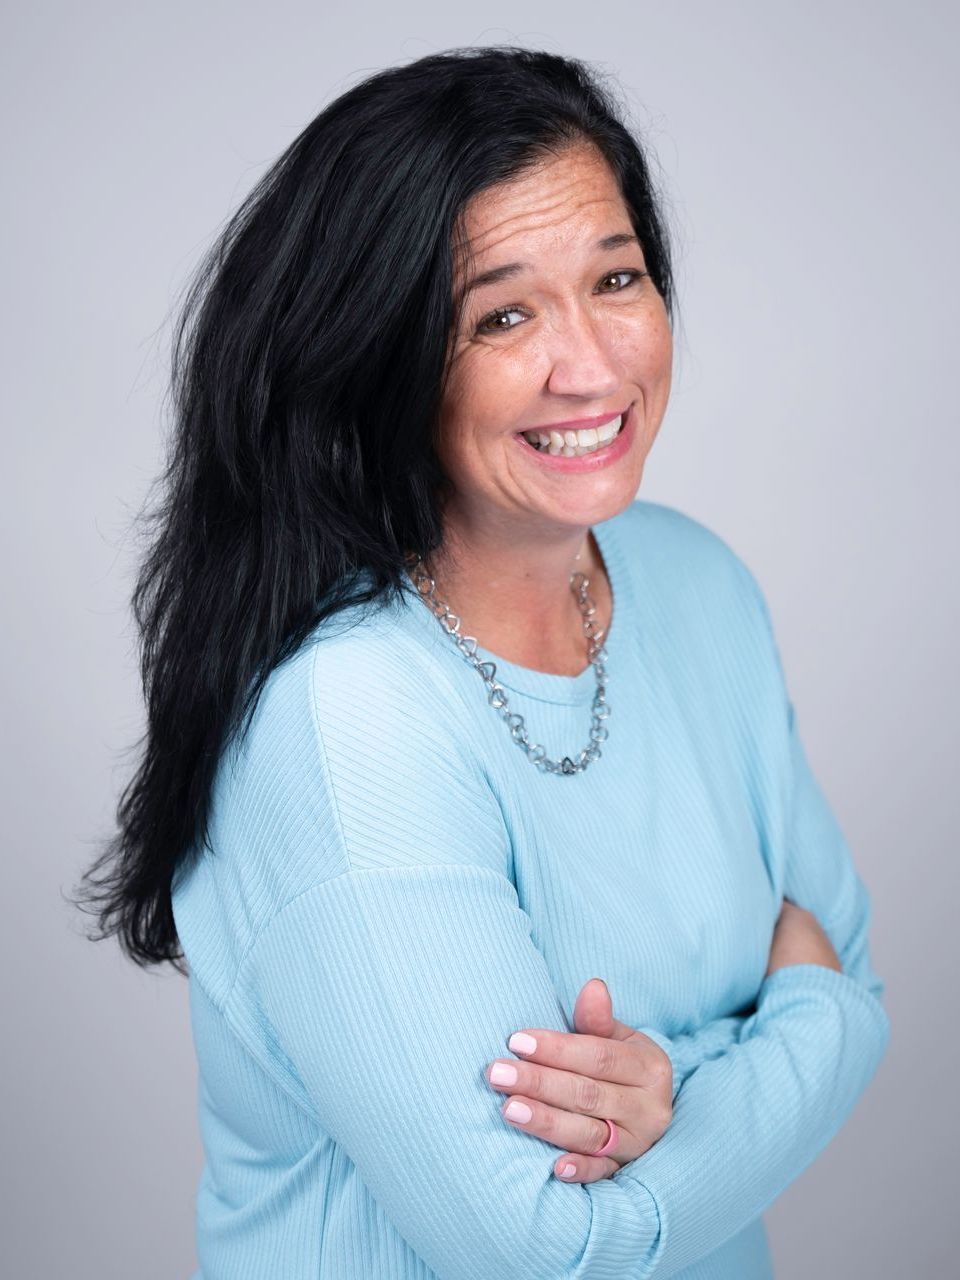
[{"xmin": 73, "ymin": 45, "xmax": 677, "ymax": 970}]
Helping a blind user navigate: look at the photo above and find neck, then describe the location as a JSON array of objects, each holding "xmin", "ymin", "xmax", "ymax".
[{"xmin": 418, "ymin": 516, "xmax": 609, "ymax": 675}]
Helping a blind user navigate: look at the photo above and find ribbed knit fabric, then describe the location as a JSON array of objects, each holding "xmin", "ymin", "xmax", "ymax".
[{"xmin": 172, "ymin": 498, "xmax": 890, "ymax": 1279}]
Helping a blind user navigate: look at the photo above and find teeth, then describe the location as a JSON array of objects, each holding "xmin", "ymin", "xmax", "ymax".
[
  {"xmin": 597, "ymin": 415, "xmax": 622, "ymax": 442},
  {"xmin": 522, "ymin": 413, "xmax": 623, "ymax": 456}
]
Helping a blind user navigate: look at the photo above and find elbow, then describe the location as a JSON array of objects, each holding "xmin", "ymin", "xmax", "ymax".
[
  {"xmin": 835, "ymin": 975, "xmax": 891, "ymax": 1117},
  {"xmin": 851, "ymin": 966, "xmax": 891, "ymax": 1076},
  {"xmin": 830, "ymin": 948, "xmax": 891, "ymax": 1088},
  {"xmin": 870, "ymin": 996, "xmax": 891, "ymax": 1072},
  {"xmin": 514, "ymin": 1176, "xmax": 662, "ymax": 1280},
  {"xmin": 428, "ymin": 1174, "xmax": 661, "ymax": 1280}
]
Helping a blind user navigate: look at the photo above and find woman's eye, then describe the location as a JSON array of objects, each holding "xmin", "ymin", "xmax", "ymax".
[
  {"xmin": 474, "ymin": 269, "xmax": 647, "ymax": 336},
  {"xmin": 598, "ymin": 268, "xmax": 647, "ymax": 292},
  {"xmin": 475, "ymin": 306, "xmax": 527, "ymax": 335}
]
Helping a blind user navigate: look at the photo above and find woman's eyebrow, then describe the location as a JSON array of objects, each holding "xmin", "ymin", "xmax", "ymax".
[{"xmin": 458, "ymin": 232, "xmax": 640, "ymax": 302}]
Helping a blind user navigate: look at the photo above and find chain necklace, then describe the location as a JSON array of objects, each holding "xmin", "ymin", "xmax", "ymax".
[{"xmin": 405, "ymin": 545, "xmax": 611, "ymax": 775}]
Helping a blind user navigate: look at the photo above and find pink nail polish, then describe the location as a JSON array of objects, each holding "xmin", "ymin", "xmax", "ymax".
[
  {"xmin": 509, "ymin": 1032, "xmax": 537, "ymax": 1055},
  {"xmin": 490, "ymin": 1061, "xmax": 518, "ymax": 1086},
  {"xmin": 504, "ymin": 1100, "xmax": 532, "ymax": 1123}
]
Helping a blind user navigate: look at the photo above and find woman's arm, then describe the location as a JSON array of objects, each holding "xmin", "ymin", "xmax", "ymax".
[
  {"xmin": 638, "ymin": 749, "xmax": 885, "ymax": 1107},
  {"xmin": 595, "ymin": 577, "xmax": 890, "ymax": 1271},
  {"xmin": 221, "ymin": 667, "xmax": 887, "ymax": 1280},
  {"xmin": 232, "ymin": 843, "xmax": 886, "ymax": 1280},
  {"xmin": 498, "ymin": 737, "xmax": 886, "ymax": 1206},
  {"xmin": 631, "ymin": 711, "xmax": 885, "ymax": 1115},
  {"xmin": 643, "ymin": 1015, "xmax": 749, "ymax": 1102},
  {"xmin": 603, "ymin": 734, "xmax": 888, "ymax": 1273}
]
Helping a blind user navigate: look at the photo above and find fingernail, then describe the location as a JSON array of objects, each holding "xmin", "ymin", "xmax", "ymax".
[
  {"xmin": 504, "ymin": 1100, "xmax": 532, "ymax": 1123},
  {"xmin": 557, "ymin": 1162, "xmax": 577, "ymax": 1178},
  {"xmin": 509, "ymin": 1032, "xmax": 537, "ymax": 1055},
  {"xmin": 490, "ymin": 1062, "xmax": 518, "ymax": 1086}
]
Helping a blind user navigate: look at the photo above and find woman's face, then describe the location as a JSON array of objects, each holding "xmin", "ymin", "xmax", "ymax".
[{"xmin": 437, "ymin": 142, "xmax": 673, "ymax": 540}]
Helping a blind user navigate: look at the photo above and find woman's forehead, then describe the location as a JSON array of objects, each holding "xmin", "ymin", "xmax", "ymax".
[{"xmin": 454, "ymin": 149, "xmax": 630, "ymax": 281}]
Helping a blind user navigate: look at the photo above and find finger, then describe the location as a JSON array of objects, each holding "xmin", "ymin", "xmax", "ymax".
[
  {"xmin": 554, "ymin": 1151, "xmax": 621, "ymax": 1183},
  {"xmin": 487, "ymin": 1056, "xmax": 628, "ymax": 1123},
  {"xmin": 572, "ymin": 976, "xmax": 637, "ymax": 1042},
  {"xmin": 507, "ymin": 1026, "xmax": 665, "ymax": 1089},
  {"xmin": 497, "ymin": 1091, "xmax": 620, "ymax": 1160}
]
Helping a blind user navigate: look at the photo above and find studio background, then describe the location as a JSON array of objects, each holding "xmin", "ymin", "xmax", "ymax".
[{"xmin": 3, "ymin": 2, "xmax": 955, "ymax": 1276}]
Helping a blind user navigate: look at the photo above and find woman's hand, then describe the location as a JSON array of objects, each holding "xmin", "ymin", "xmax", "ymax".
[
  {"xmin": 484, "ymin": 905, "xmax": 841, "ymax": 1183},
  {"xmin": 485, "ymin": 977, "xmax": 673, "ymax": 1184},
  {"xmin": 765, "ymin": 898, "xmax": 843, "ymax": 977}
]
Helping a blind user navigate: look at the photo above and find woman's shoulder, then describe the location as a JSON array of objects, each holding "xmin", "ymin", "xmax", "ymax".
[
  {"xmin": 171, "ymin": 588, "xmax": 508, "ymax": 1002},
  {"xmin": 617, "ymin": 497, "xmax": 759, "ymax": 580},
  {"xmin": 611, "ymin": 497, "xmax": 769, "ymax": 627},
  {"xmin": 224, "ymin": 582, "xmax": 492, "ymax": 841}
]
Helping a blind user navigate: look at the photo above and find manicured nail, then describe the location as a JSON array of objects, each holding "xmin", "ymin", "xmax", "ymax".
[
  {"xmin": 557, "ymin": 1162, "xmax": 577, "ymax": 1178},
  {"xmin": 504, "ymin": 1100, "xmax": 532, "ymax": 1123},
  {"xmin": 489, "ymin": 1062, "xmax": 518, "ymax": 1086},
  {"xmin": 509, "ymin": 1032, "xmax": 537, "ymax": 1055}
]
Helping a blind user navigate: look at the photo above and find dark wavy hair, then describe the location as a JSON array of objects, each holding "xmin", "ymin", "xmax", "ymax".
[{"xmin": 72, "ymin": 45, "xmax": 677, "ymax": 970}]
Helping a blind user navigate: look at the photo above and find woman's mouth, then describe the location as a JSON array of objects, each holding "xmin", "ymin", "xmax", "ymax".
[
  {"xmin": 520, "ymin": 411, "xmax": 623, "ymax": 456},
  {"xmin": 513, "ymin": 404, "xmax": 634, "ymax": 470}
]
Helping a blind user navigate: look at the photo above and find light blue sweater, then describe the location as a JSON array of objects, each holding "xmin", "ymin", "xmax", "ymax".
[{"xmin": 172, "ymin": 498, "xmax": 889, "ymax": 1279}]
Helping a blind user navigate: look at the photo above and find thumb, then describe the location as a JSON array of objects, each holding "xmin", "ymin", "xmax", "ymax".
[{"xmin": 572, "ymin": 976, "xmax": 635, "ymax": 1041}]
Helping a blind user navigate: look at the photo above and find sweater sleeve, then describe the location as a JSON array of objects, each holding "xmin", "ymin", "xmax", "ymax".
[
  {"xmin": 610, "ymin": 702, "xmax": 890, "ymax": 1276},
  {"xmin": 226, "ymin": 643, "xmax": 666, "ymax": 1280},
  {"xmin": 642, "ymin": 1017, "xmax": 749, "ymax": 1102},
  {"xmin": 603, "ymin": 569, "xmax": 890, "ymax": 1275},
  {"xmin": 236, "ymin": 862, "xmax": 664, "ymax": 1279},
  {"xmin": 639, "ymin": 685, "xmax": 886, "ymax": 1105}
]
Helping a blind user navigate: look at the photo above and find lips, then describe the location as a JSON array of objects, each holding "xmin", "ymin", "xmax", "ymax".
[
  {"xmin": 513, "ymin": 402, "xmax": 635, "ymax": 469},
  {"xmin": 520, "ymin": 412, "xmax": 623, "ymax": 456},
  {"xmin": 519, "ymin": 406, "xmax": 630, "ymax": 435}
]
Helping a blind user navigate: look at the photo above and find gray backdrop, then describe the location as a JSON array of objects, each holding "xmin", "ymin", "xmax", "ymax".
[{"xmin": 3, "ymin": 2, "xmax": 956, "ymax": 1275}]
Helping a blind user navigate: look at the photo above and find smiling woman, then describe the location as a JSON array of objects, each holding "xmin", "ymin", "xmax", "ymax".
[
  {"xmin": 423, "ymin": 141, "xmax": 673, "ymax": 676},
  {"xmin": 75, "ymin": 44, "xmax": 888, "ymax": 1280}
]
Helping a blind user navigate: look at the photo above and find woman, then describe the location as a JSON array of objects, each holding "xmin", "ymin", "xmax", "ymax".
[{"xmin": 77, "ymin": 46, "xmax": 889, "ymax": 1279}]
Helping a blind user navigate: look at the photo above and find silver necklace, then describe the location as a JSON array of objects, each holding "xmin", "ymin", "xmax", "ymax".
[{"xmin": 405, "ymin": 546, "xmax": 611, "ymax": 775}]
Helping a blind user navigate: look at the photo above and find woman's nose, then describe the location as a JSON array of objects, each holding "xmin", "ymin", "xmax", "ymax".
[{"xmin": 544, "ymin": 308, "xmax": 622, "ymax": 401}]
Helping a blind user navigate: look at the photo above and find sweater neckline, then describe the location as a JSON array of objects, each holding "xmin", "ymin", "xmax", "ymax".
[{"xmin": 399, "ymin": 511, "xmax": 634, "ymax": 707}]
